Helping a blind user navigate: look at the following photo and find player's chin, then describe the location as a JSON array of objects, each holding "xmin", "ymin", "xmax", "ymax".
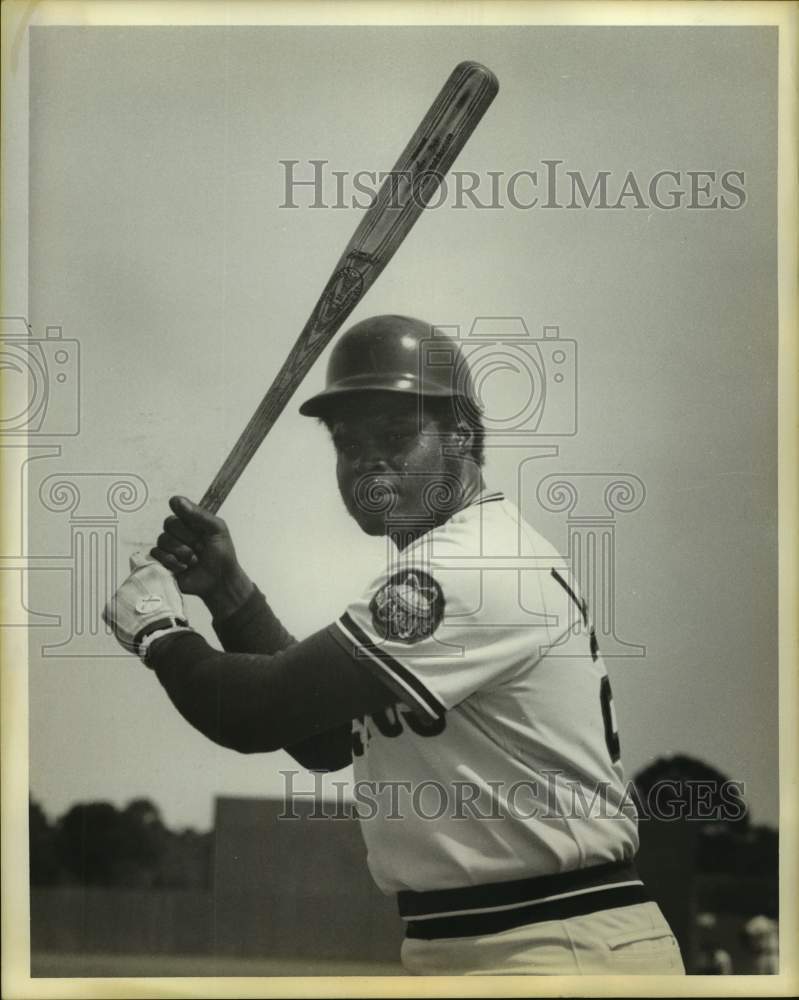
[
  {"xmin": 341, "ymin": 480, "xmax": 400, "ymax": 535},
  {"xmin": 347, "ymin": 505, "xmax": 390, "ymax": 536},
  {"xmin": 359, "ymin": 517, "xmax": 390, "ymax": 536}
]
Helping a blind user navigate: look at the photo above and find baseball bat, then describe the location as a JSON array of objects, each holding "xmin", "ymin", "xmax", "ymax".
[{"xmin": 199, "ymin": 61, "xmax": 499, "ymax": 514}]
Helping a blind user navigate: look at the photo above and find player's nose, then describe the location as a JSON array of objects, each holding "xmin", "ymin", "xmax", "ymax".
[{"xmin": 353, "ymin": 439, "xmax": 390, "ymax": 473}]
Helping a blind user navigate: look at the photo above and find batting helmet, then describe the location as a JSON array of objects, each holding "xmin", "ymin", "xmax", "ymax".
[{"xmin": 299, "ymin": 315, "xmax": 479, "ymax": 418}]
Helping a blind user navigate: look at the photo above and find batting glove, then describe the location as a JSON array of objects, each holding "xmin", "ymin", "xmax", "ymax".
[{"xmin": 103, "ymin": 551, "xmax": 195, "ymax": 662}]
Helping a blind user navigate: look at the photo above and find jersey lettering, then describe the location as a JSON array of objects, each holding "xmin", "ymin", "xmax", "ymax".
[
  {"xmin": 372, "ymin": 705, "xmax": 404, "ymax": 738},
  {"xmin": 401, "ymin": 705, "xmax": 447, "ymax": 737},
  {"xmin": 351, "ymin": 705, "xmax": 447, "ymax": 756}
]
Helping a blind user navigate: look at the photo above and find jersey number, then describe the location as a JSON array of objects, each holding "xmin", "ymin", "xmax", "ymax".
[{"xmin": 600, "ymin": 675, "xmax": 621, "ymax": 763}]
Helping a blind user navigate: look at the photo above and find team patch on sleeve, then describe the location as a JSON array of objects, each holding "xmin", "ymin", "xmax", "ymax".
[{"xmin": 369, "ymin": 570, "xmax": 445, "ymax": 644}]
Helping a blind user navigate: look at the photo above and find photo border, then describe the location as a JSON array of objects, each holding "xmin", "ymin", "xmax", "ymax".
[{"xmin": 2, "ymin": 2, "xmax": 796, "ymax": 997}]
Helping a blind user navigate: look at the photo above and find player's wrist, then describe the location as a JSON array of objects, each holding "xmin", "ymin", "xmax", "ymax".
[
  {"xmin": 139, "ymin": 622, "xmax": 196, "ymax": 667},
  {"xmin": 204, "ymin": 569, "xmax": 255, "ymax": 623}
]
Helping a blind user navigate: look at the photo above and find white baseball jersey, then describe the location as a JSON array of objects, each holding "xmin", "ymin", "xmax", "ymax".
[{"xmin": 330, "ymin": 490, "xmax": 639, "ymax": 894}]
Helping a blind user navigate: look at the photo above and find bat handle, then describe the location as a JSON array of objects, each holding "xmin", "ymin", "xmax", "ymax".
[{"xmin": 199, "ymin": 485, "xmax": 223, "ymax": 515}]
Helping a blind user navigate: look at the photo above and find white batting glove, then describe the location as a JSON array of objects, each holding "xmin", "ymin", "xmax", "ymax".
[{"xmin": 103, "ymin": 551, "xmax": 194, "ymax": 660}]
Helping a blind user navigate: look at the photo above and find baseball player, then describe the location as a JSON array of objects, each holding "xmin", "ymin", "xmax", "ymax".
[{"xmin": 104, "ymin": 315, "xmax": 685, "ymax": 975}]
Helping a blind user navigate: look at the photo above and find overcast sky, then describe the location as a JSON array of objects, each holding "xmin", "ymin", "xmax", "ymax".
[{"xmin": 24, "ymin": 24, "xmax": 777, "ymax": 831}]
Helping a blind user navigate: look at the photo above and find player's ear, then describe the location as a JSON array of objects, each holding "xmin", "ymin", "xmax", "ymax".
[
  {"xmin": 453, "ymin": 422, "xmax": 474, "ymax": 455},
  {"xmin": 438, "ymin": 423, "xmax": 472, "ymax": 457}
]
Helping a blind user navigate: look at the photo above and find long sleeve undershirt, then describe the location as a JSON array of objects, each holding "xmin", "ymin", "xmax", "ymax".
[{"xmin": 148, "ymin": 587, "xmax": 396, "ymax": 767}]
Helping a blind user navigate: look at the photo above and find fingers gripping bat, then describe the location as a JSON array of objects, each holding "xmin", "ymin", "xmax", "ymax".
[{"xmin": 199, "ymin": 61, "xmax": 499, "ymax": 514}]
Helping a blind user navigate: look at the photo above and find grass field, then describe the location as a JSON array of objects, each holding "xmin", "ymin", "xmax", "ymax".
[{"xmin": 31, "ymin": 952, "xmax": 407, "ymax": 978}]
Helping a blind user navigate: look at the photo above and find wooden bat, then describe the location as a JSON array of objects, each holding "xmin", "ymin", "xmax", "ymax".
[{"xmin": 199, "ymin": 61, "xmax": 499, "ymax": 514}]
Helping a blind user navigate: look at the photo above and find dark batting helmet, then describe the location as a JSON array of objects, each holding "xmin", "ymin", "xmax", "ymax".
[{"xmin": 299, "ymin": 314, "xmax": 479, "ymax": 418}]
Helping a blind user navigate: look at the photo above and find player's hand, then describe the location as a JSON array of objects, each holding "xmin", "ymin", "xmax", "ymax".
[
  {"xmin": 103, "ymin": 551, "xmax": 190, "ymax": 655},
  {"xmin": 150, "ymin": 496, "xmax": 253, "ymax": 619}
]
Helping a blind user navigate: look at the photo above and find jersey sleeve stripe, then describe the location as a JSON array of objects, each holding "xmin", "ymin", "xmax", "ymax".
[{"xmin": 334, "ymin": 613, "xmax": 447, "ymax": 721}]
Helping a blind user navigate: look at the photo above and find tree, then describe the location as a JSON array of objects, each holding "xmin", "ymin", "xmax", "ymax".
[
  {"xmin": 29, "ymin": 798, "xmax": 60, "ymax": 886},
  {"xmin": 54, "ymin": 799, "xmax": 167, "ymax": 887},
  {"xmin": 633, "ymin": 754, "xmax": 748, "ymax": 827}
]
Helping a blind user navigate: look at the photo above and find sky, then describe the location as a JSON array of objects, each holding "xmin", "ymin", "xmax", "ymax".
[{"xmin": 21, "ymin": 24, "xmax": 778, "ymax": 831}]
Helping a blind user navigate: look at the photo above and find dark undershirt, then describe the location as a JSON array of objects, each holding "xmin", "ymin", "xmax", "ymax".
[{"xmin": 148, "ymin": 587, "xmax": 397, "ymax": 769}]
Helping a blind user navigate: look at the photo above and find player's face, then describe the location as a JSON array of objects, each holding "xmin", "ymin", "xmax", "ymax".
[{"xmin": 328, "ymin": 393, "xmax": 465, "ymax": 537}]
